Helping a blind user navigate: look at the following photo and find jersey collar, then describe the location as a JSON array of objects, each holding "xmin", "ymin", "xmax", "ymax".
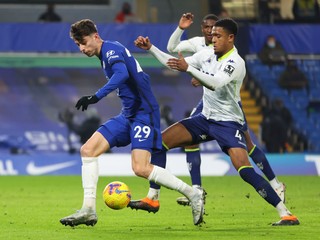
[
  {"xmin": 98, "ymin": 41, "xmax": 105, "ymax": 60},
  {"xmin": 218, "ymin": 47, "xmax": 235, "ymax": 61}
]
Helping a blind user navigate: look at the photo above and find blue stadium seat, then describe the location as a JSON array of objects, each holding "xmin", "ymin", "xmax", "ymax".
[
  {"xmin": 269, "ymin": 88, "xmax": 289, "ymax": 100},
  {"xmin": 247, "ymin": 59, "xmax": 319, "ymax": 152},
  {"xmin": 308, "ymin": 78, "xmax": 320, "ymax": 89},
  {"xmin": 308, "ymin": 133, "xmax": 320, "ymax": 151},
  {"xmin": 295, "ymin": 97, "xmax": 309, "ymax": 110},
  {"xmin": 308, "ymin": 112, "xmax": 320, "ymax": 128},
  {"xmin": 270, "ymin": 65, "xmax": 285, "ymax": 75},
  {"xmin": 309, "ymin": 89, "xmax": 320, "ymax": 100}
]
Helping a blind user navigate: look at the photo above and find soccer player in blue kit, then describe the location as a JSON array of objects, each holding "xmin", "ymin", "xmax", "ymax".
[
  {"xmin": 60, "ymin": 19, "xmax": 205, "ymax": 227},
  {"xmin": 133, "ymin": 18, "xmax": 299, "ymax": 226}
]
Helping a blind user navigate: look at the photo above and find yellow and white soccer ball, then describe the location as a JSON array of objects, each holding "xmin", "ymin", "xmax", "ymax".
[{"xmin": 103, "ymin": 181, "xmax": 131, "ymax": 210}]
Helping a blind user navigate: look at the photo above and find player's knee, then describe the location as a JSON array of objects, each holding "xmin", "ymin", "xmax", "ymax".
[
  {"xmin": 132, "ymin": 162, "xmax": 150, "ymax": 178},
  {"xmin": 80, "ymin": 144, "xmax": 94, "ymax": 157},
  {"xmin": 132, "ymin": 166, "xmax": 146, "ymax": 178}
]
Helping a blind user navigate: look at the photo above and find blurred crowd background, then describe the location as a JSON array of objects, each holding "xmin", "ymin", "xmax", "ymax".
[
  {"xmin": 0, "ymin": 0, "xmax": 320, "ymax": 155},
  {"xmin": 0, "ymin": 1, "xmax": 319, "ymax": 34}
]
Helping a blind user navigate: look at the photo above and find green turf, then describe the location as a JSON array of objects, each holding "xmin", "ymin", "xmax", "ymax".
[{"xmin": 0, "ymin": 176, "xmax": 319, "ymax": 240}]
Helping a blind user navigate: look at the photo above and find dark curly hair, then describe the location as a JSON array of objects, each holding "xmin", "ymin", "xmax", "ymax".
[
  {"xmin": 202, "ymin": 13, "xmax": 219, "ymax": 22},
  {"xmin": 214, "ymin": 18, "xmax": 238, "ymax": 36}
]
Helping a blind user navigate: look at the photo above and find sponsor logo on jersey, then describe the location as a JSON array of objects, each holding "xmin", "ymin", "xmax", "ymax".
[
  {"xmin": 108, "ymin": 55, "xmax": 119, "ymax": 60},
  {"xmin": 223, "ymin": 64, "xmax": 235, "ymax": 76},
  {"xmin": 106, "ymin": 50, "xmax": 115, "ymax": 58},
  {"xmin": 107, "ymin": 55, "xmax": 120, "ymax": 64}
]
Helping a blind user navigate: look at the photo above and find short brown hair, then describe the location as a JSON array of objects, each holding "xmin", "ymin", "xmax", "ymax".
[{"xmin": 70, "ymin": 19, "xmax": 98, "ymax": 42}]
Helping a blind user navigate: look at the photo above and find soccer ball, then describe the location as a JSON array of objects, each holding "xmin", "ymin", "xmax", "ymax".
[{"xmin": 103, "ymin": 181, "xmax": 131, "ymax": 210}]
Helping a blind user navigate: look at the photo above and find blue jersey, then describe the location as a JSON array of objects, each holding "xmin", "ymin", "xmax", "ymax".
[{"xmin": 95, "ymin": 40, "xmax": 159, "ymax": 118}]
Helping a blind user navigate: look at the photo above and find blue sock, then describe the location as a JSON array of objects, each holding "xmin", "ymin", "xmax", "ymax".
[
  {"xmin": 249, "ymin": 145, "xmax": 276, "ymax": 181},
  {"xmin": 239, "ymin": 167, "xmax": 281, "ymax": 207},
  {"xmin": 185, "ymin": 148, "xmax": 202, "ymax": 186},
  {"xmin": 149, "ymin": 144, "xmax": 167, "ymax": 189}
]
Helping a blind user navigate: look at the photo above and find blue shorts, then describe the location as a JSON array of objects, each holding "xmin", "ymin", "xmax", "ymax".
[
  {"xmin": 180, "ymin": 114, "xmax": 247, "ymax": 154},
  {"xmin": 190, "ymin": 99, "xmax": 203, "ymax": 117},
  {"xmin": 97, "ymin": 112, "xmax": 162, "ymax": 153}
]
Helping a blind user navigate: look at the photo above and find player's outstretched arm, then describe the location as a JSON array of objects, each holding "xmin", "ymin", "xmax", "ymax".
[
  {"xmin": 134, "ymin": 36, "xmax": 152, "ymax": 50},
  {"xmin": 179, "ymin": 13, "xmax": 194, "ymax": 30},
  {"xmin": 167, "ymin": 52, "xmax": 188, "ymax": 72},
  {"xmin": 135, "ymin": 36, "xmax": 178, "ymax": 70},
  {"xmin": 167, "ymin": 13, "xmax": 194, "ymax": 53},
  {"xmin": 186, "ymin": 63, "xmax": 236, "ymax": 91}
]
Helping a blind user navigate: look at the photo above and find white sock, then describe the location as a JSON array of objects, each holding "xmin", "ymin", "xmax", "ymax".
[
  {"xmin": 148, "ymin": 166, "xmax": 195, "ymax": 200},
  {"xmin": 269, "ymin": 178, "xmax": 281, "ymax": 189},
  {"xmin": 276, "ymin": 201, "xmax": 292, "ymax": 217},
  {"xmin": 81, "ymin": 157, "xmax": 99, "ymax": 211},
  {"xmin": 147, "ymin": 188, "xmax": 160, "ymax": 200}
]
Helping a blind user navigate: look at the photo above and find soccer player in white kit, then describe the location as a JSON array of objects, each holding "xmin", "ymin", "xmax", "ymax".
[
  {"xmin": 129, "ymin": 13, "xmax": 286, "ymax": 211},
  {"xmin": 168, "ymin": 13, "xmax": 286, "ymax": 206},
  {"xmin": 133, "ymin": 18, "xmax": 299, "ymax": 226}
]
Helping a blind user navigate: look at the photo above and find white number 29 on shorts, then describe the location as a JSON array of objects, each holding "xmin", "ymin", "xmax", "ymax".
[{"xmin": 134, "ymin": 125, "xmax": 151, "ymax": 139}]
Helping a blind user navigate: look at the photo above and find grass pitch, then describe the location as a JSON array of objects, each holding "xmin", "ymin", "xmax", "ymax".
[{"xmin": 0, "ymin": 175, "xmax": 319, "ymax": 240}]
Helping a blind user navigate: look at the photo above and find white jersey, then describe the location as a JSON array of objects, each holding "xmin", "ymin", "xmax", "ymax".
[
  {"xmin": 167, "ymin": 27, "xmax": 212, "ymax": 53},
  {"xmin": 185, "ymin": 47, "xmax": 246, "ymax": 124},
  {"xmin": 166, "ymin": 27, "xmax": 245, "ymax": 124}
]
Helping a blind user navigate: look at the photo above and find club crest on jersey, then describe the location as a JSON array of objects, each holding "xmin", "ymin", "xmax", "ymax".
[
  {"xmin": 106, "ymin": 50, "xmax": 115, "ymax": 58},
  {"xmin": 199, "ymin": 134, "xmax": 207, "ymax": 140},
  {"xmin": 223, "ymin": 64, "xmax": 235, "ymax": 76}
]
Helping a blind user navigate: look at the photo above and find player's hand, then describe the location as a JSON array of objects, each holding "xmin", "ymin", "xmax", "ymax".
[
  {"xmin": 179, "ymin": 13, "xmax": 194, "ymax": 30},
  {"xmin": 167, "ymin": 52, "xmax": 188, "ymax": 72},
  {"xmin": 134, "ymin": 36, "xmax": 152, "ymax": 50},
  {"xmin": 191, "ymin": 78, "xmax": 202, "ymax": 87},
  {"xmin": 75, "ymin": 95, "xmax": 99, "ymax": 111}
]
